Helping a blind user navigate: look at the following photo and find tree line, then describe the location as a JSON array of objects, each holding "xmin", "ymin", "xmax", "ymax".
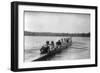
[{"xmin": 24, "ymin": 31, "xmax": 90, "ymax": 37}]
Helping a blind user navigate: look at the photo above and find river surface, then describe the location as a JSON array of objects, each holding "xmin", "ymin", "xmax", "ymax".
[{"xmin": 24, "ymin": 36, "xmax": 90, "ymax": 62}]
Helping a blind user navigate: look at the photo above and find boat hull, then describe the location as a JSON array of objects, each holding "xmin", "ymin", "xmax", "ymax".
[{"xmin": 33, "ymin": 40, "xmax": 72, "ymax": 61}]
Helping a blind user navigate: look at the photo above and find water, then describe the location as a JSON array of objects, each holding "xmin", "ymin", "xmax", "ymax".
[{"xmin": 24, "ymin": 36, "xmax": 90, "ymax": 62}]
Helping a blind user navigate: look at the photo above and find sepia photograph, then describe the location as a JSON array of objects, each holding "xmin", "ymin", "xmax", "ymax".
[{"xmin": 24, "ymin": 11, "xmax": 90, "ymax": 62}]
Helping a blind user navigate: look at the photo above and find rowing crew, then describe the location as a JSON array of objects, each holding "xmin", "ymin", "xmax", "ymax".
[{"xmin": 40, "ymin": 37, "xmax": 72, "ymax": 54}]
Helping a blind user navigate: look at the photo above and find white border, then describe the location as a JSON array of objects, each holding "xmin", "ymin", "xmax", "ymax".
[{"xmin": 18, "ymin": 5, "xmax": 96, "ymax": 68}]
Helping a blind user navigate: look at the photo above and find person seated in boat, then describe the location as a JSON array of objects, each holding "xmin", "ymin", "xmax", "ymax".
[
  {"xmin": 61, "ymin": 38, "xmax": 64, "ymax": 44},
  {"xmin": 49, "ymin": 41, "xmax": 55, "ymax": 51},
  {"xmin": 67, "ymin": 37, "xmax": 72, "ymax": 43},
  {"xmin": 66, "ymin": 38, "xmax": 69, "ymax": 43},
  {"xmin": 61, "ymin": 38, "xmax": 65, "ymax": 47},
  {"xmin": 40, "ymin": 41, "xmax": 50, "ymax": 54},
  {"xmin": 56, "ymin": 40, "xmax": 61, "ymax": 48},
  {"xmin": 66, "ymin": 37, "xmax": 72, "ymax": 46},
  {"xmin": 70, "ymin": 37, "xmax": 72, "ymax": 43},
  {"xmin": 62, "ymin": 38, "xmax": 67, "ymax": 47},
  {"xmin": 68, "ymin": 37, "xmax": 72, "ymax": 45},
  {"xmin": 64, "ymin": 38, "xmax": 68, "ymax": 43},
  {"xmin": 63, "ymin": 38, "xmax": 66, "ymax": 43}
]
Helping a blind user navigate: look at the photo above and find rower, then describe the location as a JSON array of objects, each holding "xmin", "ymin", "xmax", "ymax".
[
  {"xmin": 49, "ymin": 41, "xmax": 55, "ymax": 51},
  {"xmin": 56, "ymin": 40, "xmax": 61, "ymax": 48},
  {"xmin": 61, "ymin": 38, "xmax": 64, "ymax": 44}
]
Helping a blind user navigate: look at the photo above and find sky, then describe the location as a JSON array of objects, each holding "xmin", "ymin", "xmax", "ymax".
[{"xmin": 24, "ymin": 11, "xmax": 90, "ymax": 33}]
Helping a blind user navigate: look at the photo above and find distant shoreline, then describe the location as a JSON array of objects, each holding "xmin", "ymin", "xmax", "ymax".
[{"xmin": 24, "ymin": 31, "xmax": 90, "ymax": 37}]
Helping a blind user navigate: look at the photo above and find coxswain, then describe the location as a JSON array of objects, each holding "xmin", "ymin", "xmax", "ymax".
[{"xmin": 40, "ymin": 41, "xmax": 50, "ymax": 54}]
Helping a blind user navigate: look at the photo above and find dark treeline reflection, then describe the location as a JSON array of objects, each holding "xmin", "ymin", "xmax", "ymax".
[{"xmin": 24, "ymin": 31, "xmax": 90, "ymax": 37}]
